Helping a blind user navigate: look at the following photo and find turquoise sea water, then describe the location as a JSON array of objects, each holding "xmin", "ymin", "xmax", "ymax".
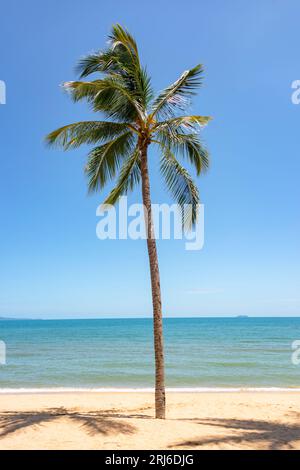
[{"xmin": 1, "ymin": 317, "xmax": 300, "ymax": 390}]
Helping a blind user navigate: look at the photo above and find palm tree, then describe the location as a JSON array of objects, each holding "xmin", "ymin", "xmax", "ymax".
[{"xmin": 46, "ymin": 24, "xmax": 211, "ymax": 419}]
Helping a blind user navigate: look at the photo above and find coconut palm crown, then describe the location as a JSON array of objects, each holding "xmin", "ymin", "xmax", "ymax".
[{"xmin": 46, "ymin": 24, "xmax": 211, "ymax": 227}]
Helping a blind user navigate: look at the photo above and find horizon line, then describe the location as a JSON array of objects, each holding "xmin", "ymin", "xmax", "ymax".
[{"xmin": 1, "ymin": 315, "xmax": 300, "ymax": 321}]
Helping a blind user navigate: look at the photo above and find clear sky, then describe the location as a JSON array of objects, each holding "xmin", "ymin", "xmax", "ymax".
[{"xmin": 0, "ymin": 0, "xmax": 299, "ymax": 318}]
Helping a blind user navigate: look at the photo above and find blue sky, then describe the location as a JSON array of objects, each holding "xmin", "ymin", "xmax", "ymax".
[{"xmin": 0, "ymin": 0, "xmax": 299, "ymax": 318}]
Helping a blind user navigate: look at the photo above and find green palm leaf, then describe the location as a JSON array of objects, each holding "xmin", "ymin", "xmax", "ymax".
[
  {"xmin": 85, "ymin": 132, "xmax": 136, "ymax": 192},
  {"xmin": 64, "ymin": 79, "xmax": 144, "ymax": 121},
  {"xmin": 103, "ymin": 148, "xmax": 141, "ymax": 205},
  {"xmin": 151, "ymin": 64, "xmax": 204, "ymax": 119},
  {"xmin": 159, "ymin": 145, "xmax": 200, "ymax": 228},
  {"xmin": 157, "ymin": 131, "xmax": 210, "ymax": 175},
  {"xmin": 153, "ymin": 115, "xmax": 211, "ymax": 133},
  {"xmin": 77, "ymin": 24, "xmax": 152, "ymax": 111},
  {"xmin": 46, "ymin": 121, "xmax": 132, "ymax": 149},
  {"xmin": 108, "ymin": 23, "xmax": 139, "ymax": 62}
]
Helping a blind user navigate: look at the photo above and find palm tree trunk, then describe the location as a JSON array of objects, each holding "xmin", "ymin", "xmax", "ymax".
[{"xmin": 140, "ymin": 142, "xmax": 166, "ymax": 419}]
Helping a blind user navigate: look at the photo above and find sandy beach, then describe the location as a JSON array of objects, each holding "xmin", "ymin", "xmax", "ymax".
[{"xmin": 0, "ymin": 391, "xmax": 300, "ymax": 450}]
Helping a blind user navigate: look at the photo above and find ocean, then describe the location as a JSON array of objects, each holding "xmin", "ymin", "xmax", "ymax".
[{"xmin": 0, "ymin": 317, "xmax": 300, "ymax": 391}]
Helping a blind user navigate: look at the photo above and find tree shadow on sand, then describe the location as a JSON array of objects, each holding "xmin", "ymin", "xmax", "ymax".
[
  {"xmin": 0, "ymin": 407, "xmax": 151, "ymax": 439},
  {"xmin": 171, "ymin": 416, "xmax": 300, "ymax": 450}
]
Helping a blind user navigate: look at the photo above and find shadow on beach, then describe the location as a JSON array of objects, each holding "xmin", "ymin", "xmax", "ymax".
[
  {"xmin": 2, "ymin": 408, "xmax": 300, "ymax": 449},
  {"xmin": 171, "ymin": 416, "xmax": 300, "ymax": 450},
  {"xmin": 0, "ymin": 407, "xmax": 150, "ymax": 438}
]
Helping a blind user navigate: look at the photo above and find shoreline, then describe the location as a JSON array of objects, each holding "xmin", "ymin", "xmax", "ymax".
[{"xmin": 1, "ymin": 386, "xmax": 300, "ymax": 394}]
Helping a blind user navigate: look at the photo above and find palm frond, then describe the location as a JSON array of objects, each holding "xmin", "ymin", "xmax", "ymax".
[
  {"xmin": 64, "ymin": 79, "xmax": 144, "ymax": 121},
  {"xmin": 77, "ymin": 25, "xmax": 139, "ymax": 78},
  {"xmin": 153, "ymin": 115, "xmax": 211, "ymax": 133},
  {"xmin": 150, "ymin": 64, "xmax": 204, "ymax": 119},
  {"xmin": 103, "ymin": 147, "xmax": 141, "ymax": 205},
  {"xmin": 159, "ymin": 145, "xmax": 200, "ymax": 228},
  {"xmin": 108, "ymin": 24, "xmax": 150, "ymax": 104},
  {"xmin": 46, "ymin": 121, "xmax": 132, "ymax": 149},
  {"xmin": 85, "ymin": 132, "xmax": 136, "ymax": 192},
  {"xmin": 77, "ymin": 48, "xmax": 136, "ymax": 79},
  {"xmin": 136, "ymin": 66, "xmax": 153, "ymax": 108},
  {"xmin": 77, "ymin": 50, "xmax": 121, "ymax": 78},
  {"xmin": 157, "ymin": 131, "xmax": 210, "ymax": 175},
  {"xmin": 108, "ymin": 23, "xmax": 139, "ymax": 61},
  {"xmin": 77, "ymin": 25, "xmax": 152, "ymax": 110}
]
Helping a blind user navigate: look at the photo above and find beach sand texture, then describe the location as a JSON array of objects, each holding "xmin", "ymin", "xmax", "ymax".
[{"xmin": 0, "ymin": 392, "xmax": 300, "ymax": 450}]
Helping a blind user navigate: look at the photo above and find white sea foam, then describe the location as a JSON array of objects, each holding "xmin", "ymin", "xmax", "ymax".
[{"xmin": 0, "ymin": 387, "xmax": 300, "ymax": 394}]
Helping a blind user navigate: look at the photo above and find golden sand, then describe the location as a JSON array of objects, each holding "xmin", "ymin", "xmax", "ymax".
[{"xmin": 0, "ymin": 391, "xmax": 299, "ymax": 450}]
